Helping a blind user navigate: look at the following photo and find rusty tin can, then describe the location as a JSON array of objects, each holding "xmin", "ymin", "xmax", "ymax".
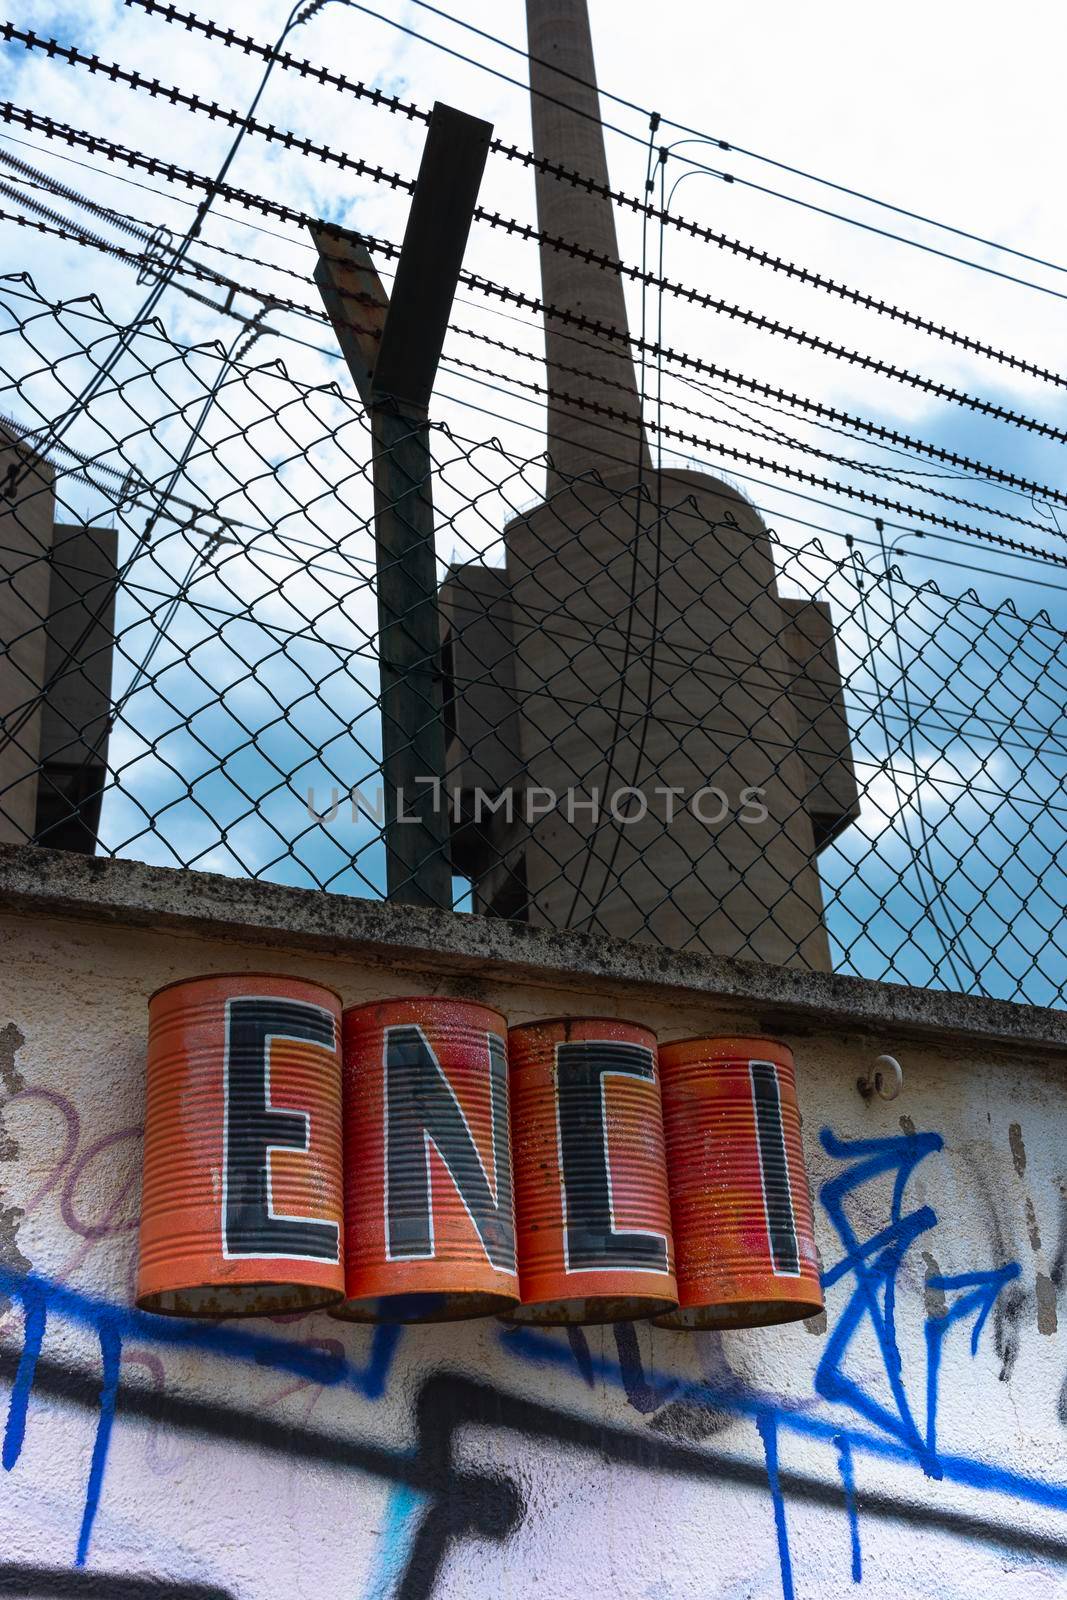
[
  {"xmin": 336, "ymin": 996, "xmax": 518, "ymax": 1322},
  {"xmin": 136, "ymin": 972, "xmax": 344, "ymax": 1316},
  {"xmin": 656, "ymin": 1035, "xmax": 823, "ymax": 1330},
  {"xmin": 507, "ymin": 1017, "xmax": 676, "ymax": 1324}
]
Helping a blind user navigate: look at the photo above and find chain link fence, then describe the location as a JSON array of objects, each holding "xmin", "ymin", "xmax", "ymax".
[{"xmin": 1, "ymin": 273, "xmax": 1064, "ymax": 1005}]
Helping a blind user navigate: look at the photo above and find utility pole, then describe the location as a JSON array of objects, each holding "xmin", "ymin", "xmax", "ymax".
[{"xmin": 312, "ymin": 102, "xmax": 491, "ymax": 908}]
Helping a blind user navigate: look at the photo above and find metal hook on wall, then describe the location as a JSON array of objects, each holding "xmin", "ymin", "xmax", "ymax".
[{"xmin": 859, "ymin": 1053, "xmax": 903, "ymax": 1102}]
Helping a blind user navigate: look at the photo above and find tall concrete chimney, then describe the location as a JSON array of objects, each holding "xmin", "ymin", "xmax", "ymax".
[
  {"xmin": 440, "ymin": 0, "xmax": 859, "ymax": 969},
  {"xmin": 525, "ymin": 0, "xmax": 649, "ymax": 486}
]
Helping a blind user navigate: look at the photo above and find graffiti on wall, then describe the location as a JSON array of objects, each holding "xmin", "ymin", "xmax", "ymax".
[{"xmin": 0, "ymin": 1068, "xmax": 1065, "ymax": 1600}]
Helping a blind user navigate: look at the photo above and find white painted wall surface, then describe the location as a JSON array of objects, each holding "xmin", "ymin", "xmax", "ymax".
[{"xmin": 0, "ymin": 907, "xmax": 1064, "ymax": 1600}]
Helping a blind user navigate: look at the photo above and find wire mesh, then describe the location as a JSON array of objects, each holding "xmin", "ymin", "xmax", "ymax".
[{"xmin": 1, "ymin": 272, "xmax": 1064, "ymax": 1006}]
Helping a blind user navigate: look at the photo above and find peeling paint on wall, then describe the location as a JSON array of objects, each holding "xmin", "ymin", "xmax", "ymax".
[
  {"xmin": 0, "ymin": 1021, "xmax": 30, "ymax": 1288},
  {"xmin": 1025, "ymin": 1198, "xmax": 1043, "ymax": 1252},
  {"xmin": 1035, "ymin": 1274, "xmax": 1058, "ymax": 1337}
]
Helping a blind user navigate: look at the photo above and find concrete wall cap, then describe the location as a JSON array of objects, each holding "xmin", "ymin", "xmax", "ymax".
[{"xmin": 0, "ymin": 844, "xmax": 1063, "ymax": 1055}]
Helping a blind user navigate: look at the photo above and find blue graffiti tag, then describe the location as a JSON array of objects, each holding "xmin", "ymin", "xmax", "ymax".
[
  {"xmin": 503, "ymin": 1124, "xmax": 1050, "ymax": 1599},
  {"xmin": 0, "ymin": 1124, "xmax": 1054, "ymax": 1597},
  {"xmin": 0, "ymin": 1267, "xmax": 400, "ymax": 1564}
]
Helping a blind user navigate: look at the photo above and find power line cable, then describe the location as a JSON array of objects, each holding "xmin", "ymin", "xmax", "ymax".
[
  {"xmin": 6, "ymin": 99, "xmax": 1067, "ymax": 459},
  {"xmin": 9, "ymin": 140, "xmax": 1065, "ymax": 533},
  {"xmin": 443, "ymin": 350, "xmax": 1067, "ymax": 535},
  {"xmin": 9, "ymin": 198, "xmax": 1067, "ymax": 556},
  {"xmin": 153, "ymin": 0, "xmax": 1067, "ymax": 304},
  {"xmin": 7, "ymin": 262, "xmax": 1066, "ymax": 596},
  {"xmin": 378, "ymin": 0, "xmax": 1067, "ymax": 295},
  {"xmin": 395, "ymin": 0, "xmax": 1067, "ymax": 286},
  {"xmin": 9, "ymin": 154, "xmax": 1062, "ymax": 515},
  {"xmin": 20, "ymin": 146, "xmax": 1057, "ymax": 508},
  {"xmin": 72, "ymin": 12, "xmax": 1067, "ymax": 374}
]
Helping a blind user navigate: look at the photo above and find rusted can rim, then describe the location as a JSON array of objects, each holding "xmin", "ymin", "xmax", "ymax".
[
  {"xmin": 148, "ymin": 970, "xmax": 344, "ymax": 1005},
  {"xmin": 137, "ymin": 1282, "xmax": 345, "ymax": 1318},
  {"xmin": 507, "ymin": 1015, "xmax": 653, "ymax": 1034},
  {"xmin": 658, "ymin": 1033, "xmax": 791, "ymax": 1053},
  {"xmin": 342, "ymin": 995, "xmax": 507, "ymax": 1024}
]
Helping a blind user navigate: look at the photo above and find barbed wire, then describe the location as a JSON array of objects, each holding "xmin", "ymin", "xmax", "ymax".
[
  {"xmin": 268, "ymin": 0, "xmax": 1067, "ymax": 307},
  {"xmin": 396, "ymin": 0, "xmax": 1067, "ymax": 283},
  {"xmin": 10, "ymin": 159, "xmax": 1064, "ymax": 516},
  {"xmin": 8, "ymin": 198, "xmax": 1067, "ymax": 570},
  {"xmin": 7, "ymin": 19, "xmax": 1067, "ymax": 394},
  {"xmin": 7, "ymin": 96, "xmax": 1067, "ymax": 466},
  {"xmin": 7, "ymin": 151, "xmax": 1066, "ymax": 520}
]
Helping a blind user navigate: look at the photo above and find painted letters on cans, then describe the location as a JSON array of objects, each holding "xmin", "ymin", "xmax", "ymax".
[
  {"xmin": 508, "ymin": 1017, "xmax": 676, "ymax": 1324},
  {"xmin": 656, "ymin": 1035, "xmax": 823, "ymax": 1329},
  {"xmin": 137, "ymin": 972, "xmax": 344, "ymax": 1316},
  {"xmin": 336, "ymin": 997, "xmax": 518, "ymax": 1321}
]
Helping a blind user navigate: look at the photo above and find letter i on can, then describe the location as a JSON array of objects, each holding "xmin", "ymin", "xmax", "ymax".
[{"xmin": 656, "ymin": 1035, "xmax": 823, "ymax": 1329}]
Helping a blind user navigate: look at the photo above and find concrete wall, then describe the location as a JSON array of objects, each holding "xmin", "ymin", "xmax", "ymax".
[
  {"xmin": 32, "ymin": 523, "xmax": 118, "ymax": 852},
  {"xmin": 0, "ymin": 429, "xmax": 55, "ymax": 845},
  {"xmin": 0, "ymin": 407, "xmax": 118, "ymax": 852},
  {"xmin": 0, "ymin": 847, "xmax": 1064, "ymax": 1599}
]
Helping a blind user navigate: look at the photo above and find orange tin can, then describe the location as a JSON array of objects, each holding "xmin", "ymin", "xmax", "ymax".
[
  {"xmin": 136, "ymin": 972, "xmax": 344, "ymax": 1317},
  {"xmin": 508, "ymin": 1017, "xmax": 676, "ymax": 1324},
  {"xmin": 336, "ymin": 997, "xmax": 518, "ymax": 1322},
  {"xmin": 656, "ymin": 1035, "xmax": 823, "ymax": 1330}
]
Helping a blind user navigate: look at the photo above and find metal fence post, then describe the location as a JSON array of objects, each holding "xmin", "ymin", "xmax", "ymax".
[{"xmin": 312, "ymin": 102, "xmax": 491, "ymax": 907}]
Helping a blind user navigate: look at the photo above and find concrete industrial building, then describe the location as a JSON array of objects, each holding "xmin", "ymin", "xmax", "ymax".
[
  {"xmin": 0, "ymin": 421, "xmax": 117, "ymax": 851},
  {"xmin": 441, "ymin": 0, "xmax": 858, "ymax": 968}
]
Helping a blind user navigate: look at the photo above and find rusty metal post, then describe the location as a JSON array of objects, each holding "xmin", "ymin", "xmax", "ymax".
[{"xmin": 312, "ymin": 102, "xmax": 491, "ymax": 908}]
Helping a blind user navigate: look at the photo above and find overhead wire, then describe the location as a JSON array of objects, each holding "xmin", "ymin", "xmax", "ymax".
[
  {"xmin": 25, "ymin": 146, "xmax": 1047, "ymax": 522},
  {"xmin": 7, "ymin": 267, "xmax": 1067, "ymax": 604},
  {"xmin": 7, "ymin": 198, "xmax": 1067, "ymax": 567},
  {"xmin": 393, "ymin": 0, "xmax": 1067, "ymax": 285},
  {"xmin": 442, "ymin": 349, "xmax": 1067, "ymax": 535},
  {"xmin": 12, "ymin": 265, "xmax": 1067, "ymax": 851},
  {"xmin": 8, "ymin": 143, "xmax": 1061, "ymax": 515},
  {"xmin": 5, "ymin": 98, "xmax": 1067, "ymax": 462},
  {"xmin": 434, "ymin": 356, "xmax": 1067, "ymax": 559},
  {"xmin": 130, "ymin": 0, "xmax": 1067, "ymax": 306},
  {"xmin": 58, "ymin": 12, "xmax": 1067, "ymax": 376}
]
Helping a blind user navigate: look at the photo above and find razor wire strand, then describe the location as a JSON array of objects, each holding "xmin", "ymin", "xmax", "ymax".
[
  {"xmin": 6, "ymin": 99, "xmax": 1067, "ymax": 470},
  {"xmin": 390, "ymin": 0, "xmax": 1067, "ymax": 287},
  {"xmin": 13, "ymin": 126, "xmax": 1066, "ymax": 518},
  {"xmin": 138, "ymin": 0, "xmax": 1067, "ymax": 307},
  {"xmin": 6, "ymin": 199, "xmax": 1067, "ymax": 579},
  {"xmin": 9, "ymin": 17, "xmax": 1067, "ymax": 396},
  {"xmin": 8, "ymin": 154, "xmax": 1066, "ymax": 518},
  {"xmin": 4, "ymin": 270, "xmax": 1062, "ymax": 707},
  {"xmin": 42, "ymin": 10, "xmax": 1067, "ymax": 379}
]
